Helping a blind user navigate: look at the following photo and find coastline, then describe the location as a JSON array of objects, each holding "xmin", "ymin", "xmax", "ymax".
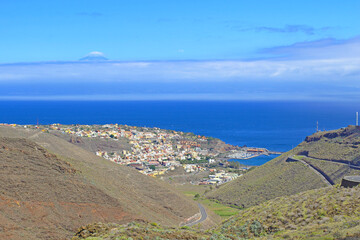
[
  {"xmin": 227, "ymin": 153, "xmax": 282, "ymax": 167},
  {"xmin": 1, "ymin": 123, "xmax": 283, "ymax": 168},
  {"xmin": 230, "ymin": 151, "xmax": 282, "ymax": 160}
]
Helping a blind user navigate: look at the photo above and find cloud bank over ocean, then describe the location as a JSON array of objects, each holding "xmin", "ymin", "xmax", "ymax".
[{"xmin": 1, "ymin": 36, "xmax": 360, "ymax": 101}]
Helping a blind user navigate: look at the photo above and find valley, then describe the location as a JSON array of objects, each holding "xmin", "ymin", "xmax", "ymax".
[{"xmin": 1, "ymin": 124, "xmax": 360, "ymax": 239}]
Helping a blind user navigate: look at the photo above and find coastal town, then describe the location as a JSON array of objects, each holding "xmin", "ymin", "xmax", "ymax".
[{"xmin": 2, "ymin": 123, "xmax": 278, "ymax": 185}]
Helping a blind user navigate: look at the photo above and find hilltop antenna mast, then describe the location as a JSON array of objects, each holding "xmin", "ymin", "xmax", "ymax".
[
  {"xmin": 356, "ymin": 112, "xmax": 359, "ymax": 126},
  {"xmin": 316, "ymin": 121, "xmax": 319, "ymax": 132}
]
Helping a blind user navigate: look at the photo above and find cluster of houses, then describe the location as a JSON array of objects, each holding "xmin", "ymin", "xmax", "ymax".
[
  {"xmin": 199, "ymin": 169, "xmax": 241, "ymax": 185},
  {"xmin": 2, "ymin": 123, "xmax": 247, "ymax": 185},
  {"xmin": 35, "ymin": 124, "xmax": 219, "ymax": 175},
  {"xmin": 183, "ymin": 164, "xmax": 207, "ymax": 173}
]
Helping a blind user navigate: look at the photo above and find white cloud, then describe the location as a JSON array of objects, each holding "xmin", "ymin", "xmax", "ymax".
[
  {"xmin": 0, "ymin": 36, "xmax": 360, "ymax": 101},
  {"xmin": 261, "ymin": 36, "xmax": 360, "ymax": 60},
  {"xmin": 0, "ymin": 57, "xmax": 359, "ymax": 83}
]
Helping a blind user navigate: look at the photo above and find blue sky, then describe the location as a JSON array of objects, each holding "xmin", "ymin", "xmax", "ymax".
[{"xmin": 0, "ymin": 0, "xmax": 360, "ymax": 100}]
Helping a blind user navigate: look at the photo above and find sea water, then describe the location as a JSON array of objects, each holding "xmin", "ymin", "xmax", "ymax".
[{"xmin": 1, "ymin": 101, "xmax": 358, "ymax": 165}]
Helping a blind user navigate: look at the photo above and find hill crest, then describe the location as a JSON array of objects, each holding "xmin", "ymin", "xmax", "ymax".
[{"xmin": 206, "ymin": 125, "xmax": 360, "ymax": 208}]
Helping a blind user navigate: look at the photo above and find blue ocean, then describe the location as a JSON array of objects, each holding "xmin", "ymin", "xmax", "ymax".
[{"xmin": 1, "ymin": 101, "xmax": 359, "ymax": 165}]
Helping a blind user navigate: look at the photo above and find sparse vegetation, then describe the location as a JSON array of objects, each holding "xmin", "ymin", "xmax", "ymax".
[
  {"xmin": 301, "ymin": 125, "xmax": 360, "ymax": 165},
  {"xmin": 206, "ymin": 149, "xmax": 327, "ymax": 208},
  {"xmin": 73, "ymin": 186, "xmax": 360, "ymax": 240},
  {"xmin": 0, "ymin": 126, "xmax": 199, "ymax": 240},
  {"xmin": 300, "ymin": 156, "xmax": 360, "ymax": 184},
  {"xmin": 72, "ymin": 222, "xmax": 211, "ymax": 240},
  {"xmin": 207, "ymin": 125, "xmax": 360, "ymax": 208},
  {"xmin": 3, "ymin": 125, "xmax": 360, "ymax": 240}
]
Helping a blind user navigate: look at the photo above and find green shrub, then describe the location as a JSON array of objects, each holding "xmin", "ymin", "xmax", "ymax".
[{"xmin": 249, "ymin": 220, "xmax": 263, "ymax": 237}]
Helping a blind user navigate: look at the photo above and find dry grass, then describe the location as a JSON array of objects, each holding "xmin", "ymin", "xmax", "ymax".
[
  {"xmin": 301, "ymin": 157, "xmax": 360, "ymax": 184},
  {"xmin": 207, "ymin": 126, "xmax": 360, "ymax": 209},
  {"xmin": 0, "ymin": 126, "xmax": 199, "ymax": 227},
  {"xmin": 218, "ymin": 185, "xmax": 360, "ymax": 239},
  {"xmin": 72, "ymin": 222, "xmax": 211, "ymax": 240},
  {"xmin": 300, "ymin": 125, "xmax": 360, "ymax": 165},
  {"xmin": 73, "ymin": 186, "xmax": 360, "ymax": 240},
  {"xmin": 206, "ymin": 149, "xmax": 327, "ymax": 208},
  {"xmin": 0, "ymin": 137, "xmax": 132, "ymax": 240}
]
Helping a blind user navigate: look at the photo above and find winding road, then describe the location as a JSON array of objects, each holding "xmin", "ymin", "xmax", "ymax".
[{"xmin": 185, "ymin": 203, "xmax": 208, "ymax": 227}]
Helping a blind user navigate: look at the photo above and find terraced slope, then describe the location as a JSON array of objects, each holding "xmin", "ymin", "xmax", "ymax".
[
  {"xmin": 206, "ymin": 126, "xmax": 360, "ymax": 208},
  {"xmin": 0, "ymin": 126, "xmax": 199, "ymax": 239}
]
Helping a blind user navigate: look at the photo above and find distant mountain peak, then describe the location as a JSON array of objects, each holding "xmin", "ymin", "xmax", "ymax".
[{"xmin": 79, "ymin": 51, "xmax": 108, "ymax": 61}]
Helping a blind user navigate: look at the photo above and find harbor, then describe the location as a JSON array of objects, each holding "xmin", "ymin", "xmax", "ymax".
[{"xmin": 226, "ymin": 147, "xmax": 283, "ymax": 160}]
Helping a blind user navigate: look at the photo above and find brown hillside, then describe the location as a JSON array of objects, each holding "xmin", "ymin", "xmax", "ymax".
[
  {"xmin": 0, "ymin": 137, "xmax": 132, "ymax": 240},
  {"xmin": 0, "ymin": 125, "xmax": 199, "ymax": 239},
  {"xmin": 50, "ymin": 130, "xmax": 132, "ymax": 154}
]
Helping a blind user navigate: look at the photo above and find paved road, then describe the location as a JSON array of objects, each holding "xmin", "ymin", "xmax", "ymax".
[
  {"xmin": 185, "ymin": 203, "xmax": 207, "ymax": 227},
  {"xmin": 305, "ymin": 156, "xmax": 360, "ymax": 170},
  {"xmin": 288, "ymin": 156, "xmax": 333, "ymax": 186}
]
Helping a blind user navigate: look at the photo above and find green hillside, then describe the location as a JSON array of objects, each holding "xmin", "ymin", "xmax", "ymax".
[
  {"xmin": 205, "ymin": 150, "xmax": 327, "ymax": 208},
  {"xmin": 217, "ymin": 185, "xmax": 360, "ymax": 239},
  {"xmin": 300, "ymin": 125, "xmax": 360, "ymax": 165},
  {"xmin": 73, "ymin": 185, "xmax": 360, "ymax": 240},
  {"xmin": 293, "ymin": 155, "xmax": 360, "ymax": 184},
  {"xmin": 206, "ymin": 126, "xmax": 360, "ymax": 208}
]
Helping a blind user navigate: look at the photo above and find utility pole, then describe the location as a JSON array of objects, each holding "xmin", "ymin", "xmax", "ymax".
[
  {"xmin": 316, "ymin": 121, "xmax": 319, "ymax": 132},
  {"xmin": 356, "ymin": 112, "xmax": 359, "ymax": 126}
]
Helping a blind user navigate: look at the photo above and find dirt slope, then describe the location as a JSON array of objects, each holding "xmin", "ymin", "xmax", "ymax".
[
  {"xmin": 50, "ymin": 130, "xmax": 132, "ymax": 154},
  {"xmin": 0, "ymin": 125, "xmax": 199, "ymax": 239},
  {"xmin": 0, "ymin": 137, "xmax": 132, "ymax": 240}
]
